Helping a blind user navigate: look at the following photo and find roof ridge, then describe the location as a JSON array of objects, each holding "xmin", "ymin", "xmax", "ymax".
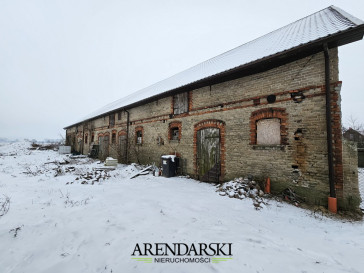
[
  {"xmin": 101, "ymin": 7, "xmax": 336, "ymax": 102},
  {"xmin": 66, "ymin": 6, "xmax": 364, "ymax": 128},
  {"xmin": 118, "ymin": 7, "xmax": 342, "ymax": 96},
  {"xmin": 118, "ymin": 7, "xmax": 335, "ymax": 90},
  {"xmin": 174, "ymin": 7, "xmax": 333, "ymax": 71}
]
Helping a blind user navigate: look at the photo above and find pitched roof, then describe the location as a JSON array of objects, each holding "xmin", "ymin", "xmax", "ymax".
[
  {"xmin": 65, "ymin": 6, "xmax": 364, "ymax": 128},
  {"xmin": 345, "ymin": 128, "xmax": 364, "ymax": 136}
]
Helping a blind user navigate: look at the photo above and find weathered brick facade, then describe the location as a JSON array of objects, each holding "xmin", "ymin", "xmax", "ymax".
[{"xmin": 66, "ymin": 48, "xmax": 360, "ymax": 210}]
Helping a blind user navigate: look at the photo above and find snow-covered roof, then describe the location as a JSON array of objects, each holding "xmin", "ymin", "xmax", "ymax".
[{"xmin": 66, "ymin": 6, "xmax": 364, "ymax": 128}]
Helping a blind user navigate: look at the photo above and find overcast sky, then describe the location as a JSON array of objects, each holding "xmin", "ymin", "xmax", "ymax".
[{"xmin": 0, "ymin": 0, "xmax": 363, "ymax": 140}]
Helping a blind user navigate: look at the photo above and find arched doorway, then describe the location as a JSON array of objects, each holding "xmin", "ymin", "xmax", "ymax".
[{"xmin": 194, "ymin": 119, "xmax": 225, "ymax": 183}]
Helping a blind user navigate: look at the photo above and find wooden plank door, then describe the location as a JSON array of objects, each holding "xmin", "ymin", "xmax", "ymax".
[
  {"xmin": 99, "ymin": 136, "xmax": 109, "ymax": 161},
  {"xmin": 118, "ymin": 135, "xmax": 127, "ymax": 163},
  {"xmin": 197, "ymin": 128, "xmax": 221, "ymax": 182}
]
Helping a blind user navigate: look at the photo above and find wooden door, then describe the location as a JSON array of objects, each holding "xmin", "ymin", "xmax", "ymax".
[
  {"xmin": 118, "ymin": 135, "xmax": 127, "ymax": 163},
  {"xmin": 197, "ymin": 128, "xmax": 221, "ymax": 182},
  {"xmin": 99, "ymin": 136, "xmax": 109, "ymax": 161}
]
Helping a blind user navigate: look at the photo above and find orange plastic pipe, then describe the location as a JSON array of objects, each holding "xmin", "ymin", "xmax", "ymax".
[
  {"xmin": 265, "ymin": 177, "xmax": 271, "ymax": 194},
  {"xmin": 328, "ymin": 197, "xmax": 337, "ymax": 213}
]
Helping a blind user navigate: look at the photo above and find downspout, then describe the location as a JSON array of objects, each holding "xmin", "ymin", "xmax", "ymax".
[
  {"xmin": 323, "ymin": 44, "xmax": 337, "ymax": 212},
  {"xmin": 124, "ymin": 109, "xmax": 130, "ymax": 163}
]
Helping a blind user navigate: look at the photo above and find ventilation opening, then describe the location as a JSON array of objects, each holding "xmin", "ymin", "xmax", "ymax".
[
  {"xmin": 267, "ymin": 95, "xmax": 276, "ymax": 103},
  {"xmin": 294, "ymin": 128, "xmax": 303, "ymax": 140},
  {"xmin": 291, "ymin": 91, "xmax": 305, "ymax": 103}
]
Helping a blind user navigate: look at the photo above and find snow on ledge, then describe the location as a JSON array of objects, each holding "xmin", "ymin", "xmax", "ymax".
[{"xmin": 161, "ymin": 155, "xmax": 177, "ymax": 162}]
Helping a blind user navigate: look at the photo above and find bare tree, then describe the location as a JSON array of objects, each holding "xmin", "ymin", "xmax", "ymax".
[
  {"xmin": 343, "ymin": 115, "xmax": 364, "ymax": 134},
  {"xmin": 58, "ymin": 132, "xmax": 66, "ymax": 145}
]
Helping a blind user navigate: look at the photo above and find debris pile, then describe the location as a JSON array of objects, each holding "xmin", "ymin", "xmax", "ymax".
[
  {"xmin": 23, "ymin": 166, "xmax": 43, "ymax": 176},
  {"xmin": 216, "ymin": 177, "xmax": 266, "ymax": 209},
  {"xmin": 282, "ymin": 188, "xmax": 304, "ymax": 206},
  {"xmin": 64, "ymin": 166, "xmax": 75, "ymax": 172},
  {"xmin": 67, "ymin": 170, "xmax": 112, "ymax": 185},
  {"xmin": 28, "ymin": 143, "xmax": 59, "ymax": 151},
  {"xmin": 129, "ymin": 165, "xmax": 158, "ymax": 179}
]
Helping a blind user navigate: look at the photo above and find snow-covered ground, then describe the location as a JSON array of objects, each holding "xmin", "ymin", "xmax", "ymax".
[
  {"xmin": 359, "ymin": 168, "xmax": 364, "ymax": 212},
  {"xmin": 0, "ymin": 142, "xmax": 363, "ymax": 273}
]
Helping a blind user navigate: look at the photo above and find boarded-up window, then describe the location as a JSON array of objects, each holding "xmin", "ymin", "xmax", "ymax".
[
  {"xmin": 112, "ymin": 133, "xmax": 116, "ymax": 144},
  {"xmin": 173, "ymin": 92, "xmax": 188, "ymax": 114},
  {"xmin": 256, "ymin": 118, "xmax": 281, "ymax": 145},
  {"xmin": 85, "ymin": 134, "xmax": 88, "ymax": 144}
]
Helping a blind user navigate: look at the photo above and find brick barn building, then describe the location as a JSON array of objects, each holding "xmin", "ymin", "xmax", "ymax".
[{"xmin": 65, "ymin": 6, "xmax": 364, "ymax": 210}]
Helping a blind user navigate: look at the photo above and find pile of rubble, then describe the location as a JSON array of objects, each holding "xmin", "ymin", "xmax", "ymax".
[
  {"xmin": 66, "ymin": 170, "xmax": 112, "ymax": 185},
  {"xmin": 282, "ymin": 188, "xmax": 304, "ymax": 206},
  {"xmin": 216, "ymin": 177, "xmax": 266, "ymax": 209},
  {"xmin": 28, "ymin": 143, "xmax": 59, "ymax": 151}
]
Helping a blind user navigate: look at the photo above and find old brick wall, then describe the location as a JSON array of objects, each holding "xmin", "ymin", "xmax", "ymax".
[
  {"xmin": 342, "ymin": 140, "xmax": 361, "ymax": 210},
  {"xmin": 65, "ymin": 47, "xmax": 361, "ymax": 209},
  {"xmin": 359, "ymin": 149, "xmax": 364, "ymax": 167},
  {"xmin": 65, "ymin": 126, "xmax": 82, "ymax": 153}
]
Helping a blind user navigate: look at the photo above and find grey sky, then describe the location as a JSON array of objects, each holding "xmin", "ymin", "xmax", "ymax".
[{"xmin": 0, "ymin": 0, "xmax": 363, "ymax": 140}]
